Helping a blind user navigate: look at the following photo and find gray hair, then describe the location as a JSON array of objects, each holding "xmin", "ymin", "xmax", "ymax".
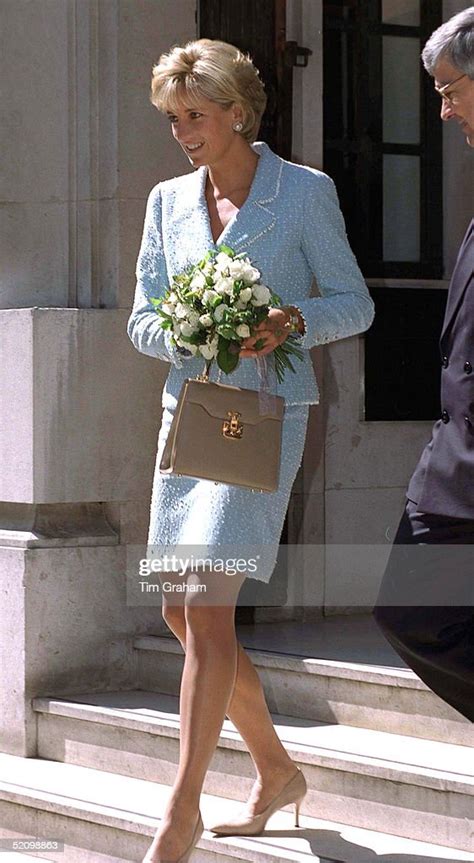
[{"xmin": 421, "ymin": 6, "xmax": 474, "ymax": 79}]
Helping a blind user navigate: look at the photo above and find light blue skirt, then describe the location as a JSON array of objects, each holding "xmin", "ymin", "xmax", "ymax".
[{"xmin": 147, "ymin": 402, "xmax": 309, "ymax": 583}]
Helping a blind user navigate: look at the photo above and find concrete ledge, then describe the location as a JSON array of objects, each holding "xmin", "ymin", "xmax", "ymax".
[{"xmin": 0, "ymin": 308, "xmax": 167, "ymax": 503}]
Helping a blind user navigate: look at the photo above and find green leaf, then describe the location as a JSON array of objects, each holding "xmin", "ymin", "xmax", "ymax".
[
  {"xmin": 272, "ymin": 340, "xmax": 305, "ymax": 379},
  {"xmin": 210, "ymin": 295, "xmax": 224, "ymax": 309},
  {"xmin": 217, "ymin": 344, "xmax": 240, "ymax": 374},
  {"xmin": 217, "ymin": 244, "xmax": 236, "ymax": 257},
  {"xmin": 218, "ymin": 325, "xmax": 237, "ymax": 340},
  {"xmin": 188, "ymin": 332, "xmax": 207, "ymax": 345},
  {"xmin": 154, "ymin": 308, "xmax": 173, "ymax": 320}
]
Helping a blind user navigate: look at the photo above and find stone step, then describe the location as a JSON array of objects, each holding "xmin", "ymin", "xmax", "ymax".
[
  {"xmin": 134, "ymin": 634, "xmax": 473, "ymax": 746},
  {"xmin": 1, "ymin": 754, "xmax": 473, "ymax": 863},
  {"xmin": 33, "ymin": 689, "xmax": 474, "ymax": 851}
]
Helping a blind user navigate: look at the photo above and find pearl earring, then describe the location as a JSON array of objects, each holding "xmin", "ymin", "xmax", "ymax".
[{"xmin": 233, "ymin": 122, "xmax": 243, "ymax": 132}]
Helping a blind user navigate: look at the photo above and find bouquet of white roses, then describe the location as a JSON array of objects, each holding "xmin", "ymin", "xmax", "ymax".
[{"xmin": 149, "ymin": 245, "xmax": 303, "ymax": 383}]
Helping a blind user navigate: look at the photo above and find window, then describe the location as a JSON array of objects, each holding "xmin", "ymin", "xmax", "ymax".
[{"xmin": 323, "ymin": 0, "xmax": 443, "ymax": 279}]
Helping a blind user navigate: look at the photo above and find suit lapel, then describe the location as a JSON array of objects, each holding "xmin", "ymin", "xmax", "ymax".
[
  {"xmin": 217, "ymin": 142, "xmax": 282, "ymax": 254},
  {"xmin": 441, "ymin": 219, "xmax": 474, "ymax": 341},
  {"xmin": 163, "ymin": 167, "xmax": 213, "ymax": 267},
  {"xmin": 173, "ymin": 141, "xmax": 284, "ymax": 263}
]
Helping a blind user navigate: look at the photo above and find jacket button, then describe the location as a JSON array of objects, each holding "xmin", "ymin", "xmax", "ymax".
[
  {"xmin": 464, "ymin": 361, "xmax": 472, "ymax": 374},
  {"xmin": 441, "ymin": 356, "xmax": 449, "ymax": 368},
  {"xmin": 465, "ymin": 416, "xmax": 472, "ymax": 429},
  {"xmin": 441, "ymin": 410, "xmax": 450, "ymax": 423}
]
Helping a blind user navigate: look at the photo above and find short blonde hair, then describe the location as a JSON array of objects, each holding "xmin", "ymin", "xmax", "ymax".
[{"xmin": 150, "ymin": 39, "xmax": 267, "ymax": 143}]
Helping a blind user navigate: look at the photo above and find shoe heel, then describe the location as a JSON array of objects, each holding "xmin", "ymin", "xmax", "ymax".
[{"xmin": 294, "ymin": 795, "xmax": 304, "ymax": 828}]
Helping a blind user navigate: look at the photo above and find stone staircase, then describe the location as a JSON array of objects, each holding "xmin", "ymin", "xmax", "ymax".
[{"xmin": 0, "ymin": 618, "xmax": 473, "ymax": 862}]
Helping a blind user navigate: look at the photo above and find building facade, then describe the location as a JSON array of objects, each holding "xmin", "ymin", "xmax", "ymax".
[{"xmin": 0, "ymin": 0, "xmax": 472, "ymax": 756}]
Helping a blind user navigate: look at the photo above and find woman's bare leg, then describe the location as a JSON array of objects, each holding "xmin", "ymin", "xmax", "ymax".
[
  {"xmin": 161, "ymin": 598, "xmax": 298, "ymax": 821},
  {"xmin": 145, "ymin": 569, "xmax": 246, "ymax": 862}
]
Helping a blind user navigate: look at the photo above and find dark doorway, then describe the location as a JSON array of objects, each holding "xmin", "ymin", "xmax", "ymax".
[{"xmin": 198, "ymin": 0, "xmax": 295, "ymax": 159}]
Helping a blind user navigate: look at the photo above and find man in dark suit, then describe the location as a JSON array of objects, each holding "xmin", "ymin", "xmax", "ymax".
[{"xmin": 373, "ymin": 7, "xmax": 474, "ymax": 722}]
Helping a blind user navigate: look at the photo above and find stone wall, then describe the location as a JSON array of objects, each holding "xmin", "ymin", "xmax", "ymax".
[{"xmin": 0, "ymin": 0, "xmax": 196, "ymax": 756}]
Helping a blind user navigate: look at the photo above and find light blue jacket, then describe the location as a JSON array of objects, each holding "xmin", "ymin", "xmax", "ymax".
[{"xmin": 127, "ymin": 141, "xmax": 375, "ymax": 407}]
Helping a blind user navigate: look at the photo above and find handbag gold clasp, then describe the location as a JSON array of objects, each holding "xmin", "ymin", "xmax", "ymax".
[{"xmin": 222, "ymin": 410, "xmax": 243, "ymax": 439}]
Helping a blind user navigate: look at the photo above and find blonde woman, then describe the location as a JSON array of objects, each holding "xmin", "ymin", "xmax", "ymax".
[{"xmin": 127, "ymin": 38, "xmax": 374, "ymax": 863}]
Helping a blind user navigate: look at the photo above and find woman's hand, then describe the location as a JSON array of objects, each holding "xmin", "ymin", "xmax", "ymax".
[{"xmin": 239, "ymin": 307, "xmax": 304, "ymax": 358}]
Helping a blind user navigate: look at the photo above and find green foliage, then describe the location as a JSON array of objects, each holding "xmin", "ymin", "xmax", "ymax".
[
  {"xmin": 149, "ymin": 244, "xmax": 305, "ymax": 382},
  {"xmin": 217, "ymin": 339, "xmax": 240, "ymax": 374}
]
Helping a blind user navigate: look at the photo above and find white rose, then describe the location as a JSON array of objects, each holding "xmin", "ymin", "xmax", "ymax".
[
  {"xmin": 213, "ymin": 303, "xmax": 228, "ymax": 323},
  {"xmin": 202, "ymin": 261, "xmax": 214, "ymax": 276},
  {"xmin": 203, "ymin": 289, "xmax": 219, "ymax": 305},
  {"xmin": 161, "ymin": 302, "xmax": 175, "ymax": 316},
  {"xmin": 215, "ymin": 252, "xmax": 233, "ymax": 270},
  {"xmin": 234, "ymin": 299, "xmax": 247, "ymax": 310},
  {"xmin": 242, "ymin": 265, "xmax": 261, "ymax": 283},
  {"xmin": 173, "ymin": 322, "xmax": 182, "ymax": 336},
  {"xmin": 214, "ymin": 276, "xmax": 235, "ymax": 296},
  {"xmin": 187, "ymin": 310, "xmax": 200, "ymax": 327},
  {"xmin": 168, "ymin": 292, "xmax": 178, "ymax": 303},
  {"xmin": 180, "ymin": 321, "xmax": 197, "ymax": 337},
  {"xmin": 190, "ymin": 271, "xmax": 207, "ymax": 290},
  {"xmin": 199, "ymin": 341, "xmax": 218, "ymax": 360},
  {"xmin": 175, "ymin": 302, "xmax": 190, "ymax": 319},
  {"xmin": 199, "ymin": 313, "xmax": 213, "ymax": 328},
  {"xmin": 236, "ymin": 324, "xmax": 251, "ymax": 339},
  {"xmin": 239, "ymin": 286, "xmax": 253, "ymax": 303},
  {"xmin": 228, "ymin": 260, "xmax": 246, "ymax": 278},
  {"xmin": 251, "ymin": 284, "xmax": 271, "ymax": 306}
]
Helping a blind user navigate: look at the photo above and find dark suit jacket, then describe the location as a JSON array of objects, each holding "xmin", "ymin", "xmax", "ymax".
[{"xmin": 407, "ymin": 219, "xmax": 474, "ymax": 518}]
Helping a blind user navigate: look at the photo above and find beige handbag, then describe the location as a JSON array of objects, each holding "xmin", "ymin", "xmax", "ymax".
[{"xmin": 159, "ymin": 376, "xmax": 285, "ymax": 492}]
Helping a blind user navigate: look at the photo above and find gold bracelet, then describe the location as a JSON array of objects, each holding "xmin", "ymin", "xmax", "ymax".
[{"xmin": 284, "ymin": 310, "xmax": 301, "ymax": 334}]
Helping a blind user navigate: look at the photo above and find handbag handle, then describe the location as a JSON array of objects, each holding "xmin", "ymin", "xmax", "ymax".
[
  {"xmin": 196, "ymin": 360, "xmax": 212, "ymax": 382},
  {"xmin": 196, "ymin": 359, "xmax": 223, "ymax": 384}
]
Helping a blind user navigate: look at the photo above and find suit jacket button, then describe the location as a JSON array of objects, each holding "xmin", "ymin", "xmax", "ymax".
[
  {"xmin": 441, "ymin": 409, "xmax": 450, "ymax": 423},
  {"xmin": 464, "ymin": 361, "xmax": 472, "ymax": 374},
  {"xmin": 441, "ymin": 356, "xmax": 449, "ymax": 368},
  {"xmin": 464, "ymin": 416, "xmax": 472, "ymax": 429}
]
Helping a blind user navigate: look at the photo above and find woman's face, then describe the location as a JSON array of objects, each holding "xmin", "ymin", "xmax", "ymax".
[{"xmin": 166, "ymin": 95, "xmax": 241, "ymax": 167}]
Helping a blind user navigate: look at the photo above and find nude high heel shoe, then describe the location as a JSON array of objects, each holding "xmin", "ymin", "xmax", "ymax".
[
  {"xmin": 209, "ymin": 767, "xmax": 307, "ymax": 836},
  {"xmin": 142, "ymin": 810, "xmax": 203, "ymax": 863}
]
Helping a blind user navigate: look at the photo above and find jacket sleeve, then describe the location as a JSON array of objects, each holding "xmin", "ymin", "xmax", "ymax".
[
  {"xmin": 292, "ymin": 173, "xmax": 375, "ymax": 350},
  {"xmin": 126, "ymin": 184, "xmax": 185, "ymax": 367}
]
